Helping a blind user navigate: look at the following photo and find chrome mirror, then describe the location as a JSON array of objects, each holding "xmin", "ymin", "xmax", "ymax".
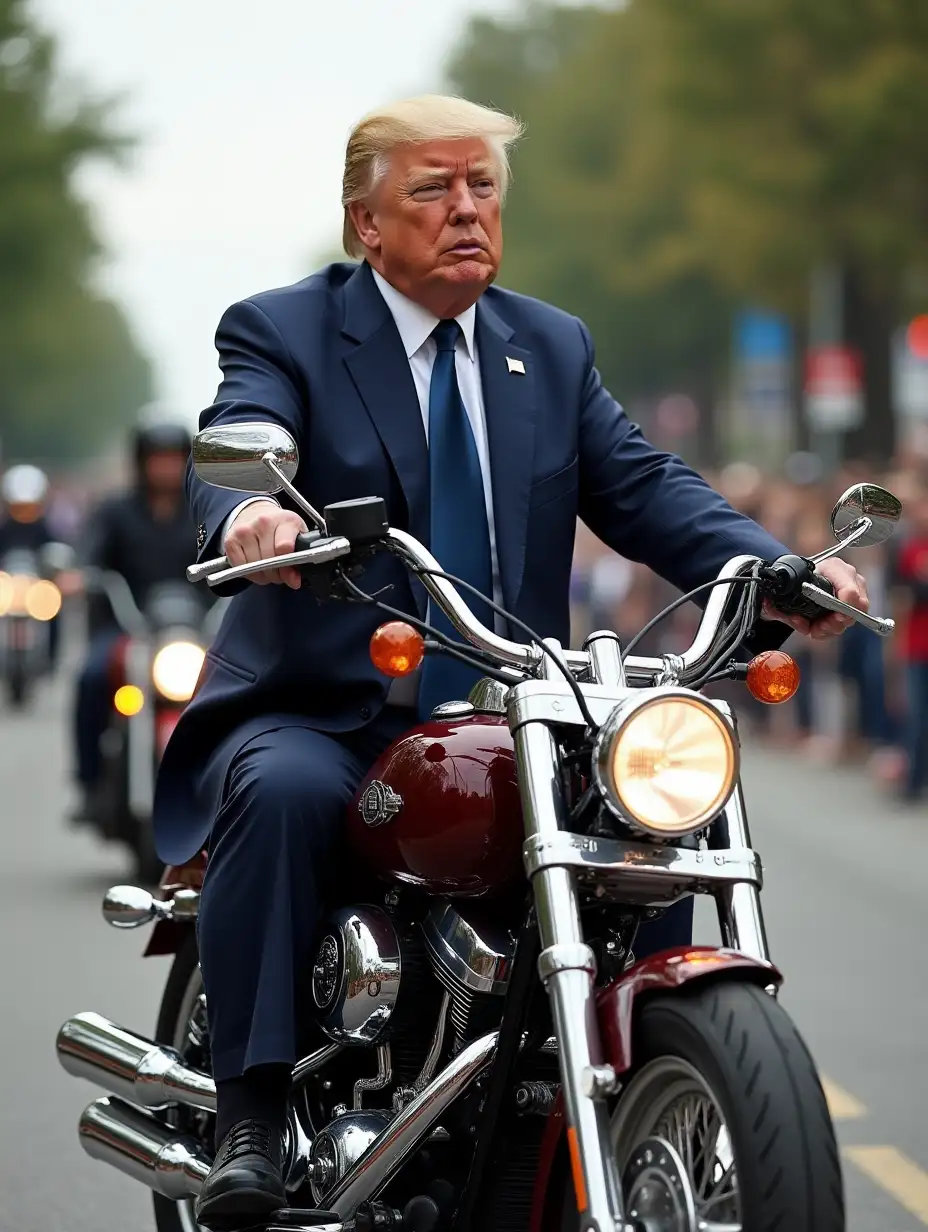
[
  {"xmin": 191, "ymin": 422, "xmax": 299, "ymax": 494},
  {"xmin": 101, "ymin": 885, "xmax": 167, "ymax": 929},
  {"xmin": 831, "ymin": 483, "xmax": 903, "ymax": 549}
]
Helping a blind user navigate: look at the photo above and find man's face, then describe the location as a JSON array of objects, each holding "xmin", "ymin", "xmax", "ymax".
[
  {"xmin": 143, "ymin": 450, "xmax": 186, "ymax": 496},
  {"xmin": 351, "ymin": 137, "xmax": 503, "ymax": 318}
]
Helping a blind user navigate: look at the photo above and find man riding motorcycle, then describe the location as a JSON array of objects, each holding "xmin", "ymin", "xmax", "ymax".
[
  {"xmin": 153, "ymin": 95, "xmax": 868, "ymax": 1230},
  {"xmin": 72, "ymin": 419, "xmax": 197, "ymax": 822},
  {"xmin": 0, "ymin": 464, "xmax": 64, "ymax": 669}
]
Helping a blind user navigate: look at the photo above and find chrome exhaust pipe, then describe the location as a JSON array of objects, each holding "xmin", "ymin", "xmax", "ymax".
[
  {"xmin": 79, "ymin": 1096, "xmax": 210, "ymax": 1200},
  {"xmin": 57, "ymin": 1011, "xmax": 216, "ymax": 1112},
  {"xmin": 326, "ymin": 1030, "xmax": 497, "ymax": 1218}
]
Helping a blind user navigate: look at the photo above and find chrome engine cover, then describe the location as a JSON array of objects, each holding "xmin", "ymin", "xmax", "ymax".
[
  {"xmin": 312, "ymin": 906, "xmax": 401, "ymax": 1045},
  {"xmin": 422, "ymin": 903, "xmax": 514, "ymax": 1036},
  {"xmin": 308, "ymin": 1110, "xmax": 391, "ymax": 1204}
]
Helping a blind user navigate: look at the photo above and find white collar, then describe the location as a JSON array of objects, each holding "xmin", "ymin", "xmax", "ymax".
[{"xmin": 371, "ymin": 267, "xmax": 476, "ymax": 362}]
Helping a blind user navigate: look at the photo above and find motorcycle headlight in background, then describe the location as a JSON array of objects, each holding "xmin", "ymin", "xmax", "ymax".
[
  {"xmin": 593, "ymin": 691, "xmax": 738, "ymax": 838},
  {"xmin": 151, "ymin": 641, "xmax": 205, "ymax": 703},
  {"xmin": 0, "ymin": 574, "xmax": 60, "ymax": 619},
  {"xmin": 25, "ymin": 579, "xmax": 61, "ymax": 621}
]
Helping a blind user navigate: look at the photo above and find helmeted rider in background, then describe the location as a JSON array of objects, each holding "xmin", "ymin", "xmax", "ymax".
[
  {"xmin": 0, "ymin": 464, "xmax": 63, "ymax": 665},
  {"xmin": 71, "ymin": 417, "xmax": 196, "ymax": 821}
]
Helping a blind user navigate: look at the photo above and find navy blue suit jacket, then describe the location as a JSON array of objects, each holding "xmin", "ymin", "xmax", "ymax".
[{"xmin": 153, "ymin": 261, "xmax": 788, "ymax": 864}]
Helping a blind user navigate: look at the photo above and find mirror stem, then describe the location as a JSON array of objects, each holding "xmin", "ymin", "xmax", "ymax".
[
  {"xmin": 810, "ymin": 516, "xmax": 871, "ymax": 565},
  {"xmin": 262, "ymin": 454, "xmax": 327, "ymax": 533}
]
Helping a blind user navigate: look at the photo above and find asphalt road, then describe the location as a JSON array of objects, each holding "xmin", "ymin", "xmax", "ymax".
[{"xmin": 0, "ymin": 658, "xmax": 926, "ymax": 1232}]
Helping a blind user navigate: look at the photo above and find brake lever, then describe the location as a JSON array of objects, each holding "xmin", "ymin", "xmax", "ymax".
[
  {"xmin": 204, "ymin": 537, "xmax": 352, "ymax": 588},
  {"xmin": 800, "ymin": 582, "xmax": 895, "ymax": 637}
]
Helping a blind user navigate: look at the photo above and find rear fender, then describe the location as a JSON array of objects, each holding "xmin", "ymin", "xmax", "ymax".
[
  {"xmin": 528, "ymin": 946, "xmax": 781, "ymax": 1232},
  {"xmin": 143, "ymin": 851, "xmax": 206, "ymax": 957}
]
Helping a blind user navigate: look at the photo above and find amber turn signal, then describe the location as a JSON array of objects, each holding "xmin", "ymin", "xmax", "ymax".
[
  {"xmin": 370, "ymin": 621, "xmax": 425, "ymax": 677},
  {"xmin": 745, "ymin": 650, "xmax": 801, "ymax": 704}
]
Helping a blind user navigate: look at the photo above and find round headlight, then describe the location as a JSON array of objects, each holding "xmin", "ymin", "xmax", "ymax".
[
  {"xmin": 593, "ymin": 691, "xmax": 738, "ymax": 837},
  {"xmin": 152, "ymin": 641, "xmax": 205, "ymax": 703}
]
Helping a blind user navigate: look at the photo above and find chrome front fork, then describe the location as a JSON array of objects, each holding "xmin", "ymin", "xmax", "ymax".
[
  {"xmin": 515, "ymin": 716, "xmax": 627, "ymax": 1232},
  {"xmin": 712, "ymin": 780, "xmax": 772, "ymax": 967}
]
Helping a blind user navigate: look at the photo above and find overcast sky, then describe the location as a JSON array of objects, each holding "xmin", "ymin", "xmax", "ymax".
[{"xmin": 31, "ymin": 0, "xmax": 545, "ymax": 421}]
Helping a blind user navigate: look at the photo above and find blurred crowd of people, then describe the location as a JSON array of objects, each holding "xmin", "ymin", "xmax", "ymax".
[
  {"xmin": 570, "ymin": 451, "xmax": 928, "ymax": 803},
  {"xmin": 7, "ymin": 442, "xmax": 928, "ymax": 805}
]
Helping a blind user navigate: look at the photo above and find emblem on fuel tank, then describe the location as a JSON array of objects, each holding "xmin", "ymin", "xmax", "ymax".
[{"xmin": 359, "ymin": 781, "xmax": 403, "ymax": 827}]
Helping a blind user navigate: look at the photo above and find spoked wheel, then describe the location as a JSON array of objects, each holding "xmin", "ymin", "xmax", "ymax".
[
  {"xmin": 153, "ymin": 931, "xmax": 213, "ymax": 1232},
  {"xmin": 559, "ymin": 981, "xmax": 844, "ymax": 1232},
  {"xmin": 614, "ymin": 1058, "xmax": 741, "ymax": 1229}
]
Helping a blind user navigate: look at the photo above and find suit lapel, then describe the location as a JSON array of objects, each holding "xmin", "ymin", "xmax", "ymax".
[
  {"xmin": 476, "ymin": 297, "xmax": 536, "ymax": 615},
  {"xmin": 342, "ymin": 263, "xmax": 430, "ymax": 556}
]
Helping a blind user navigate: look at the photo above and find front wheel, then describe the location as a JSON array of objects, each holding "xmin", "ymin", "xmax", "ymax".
[{"xmin": 561, "ymin": 981, "xmax": 844, "ymax": 1231}]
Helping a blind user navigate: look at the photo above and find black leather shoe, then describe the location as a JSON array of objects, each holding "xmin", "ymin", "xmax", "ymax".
[{"xmin": 195, "ymin": 1119, "xmax": 287, "ymax": 1230}]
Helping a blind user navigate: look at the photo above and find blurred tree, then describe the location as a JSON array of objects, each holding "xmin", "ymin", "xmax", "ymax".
[
  {"xmin": 638, "ymin": 0, "xmax": 928, "ymax": 461},
  {"xmin": 449, "ymin": 0, "xmax": 928, "ymax": 463},
  {"xmin": 0, "ymin": 0, "xmax": 151, "ymax": 463},
  {"xmin": 448, "ymin": 2, "xmax": 738, "ymax": 466}
]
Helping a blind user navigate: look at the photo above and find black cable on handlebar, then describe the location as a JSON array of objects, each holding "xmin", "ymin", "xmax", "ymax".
[
  {"xmin": 337, "ymin": 572, "xmax": 515, "ymax": 686},
  {"xmin": 620, "ymin": 573, "xmax": 758, "ymax": 664},
  {"xmin": 414, "ymin": 567, "xmax": 601, "ymax": 733}
]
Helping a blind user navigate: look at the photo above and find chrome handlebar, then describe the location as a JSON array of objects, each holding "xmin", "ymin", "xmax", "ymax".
[{"xmin": 190, "ymin": 527, "xmax": 773, "ymax": 686}]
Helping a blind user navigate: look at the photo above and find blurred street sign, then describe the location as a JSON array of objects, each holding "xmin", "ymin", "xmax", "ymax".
[
  {"xmin": 733, "ymin": 310, "xmax": 792, "ymax": 423},
  {"xmin": 892, "ymin": 322, "xmax": 928, "ymax": 420},
  {"xmin": 804, "ymin": 345, "xmax": 864, "ymax": 431}
]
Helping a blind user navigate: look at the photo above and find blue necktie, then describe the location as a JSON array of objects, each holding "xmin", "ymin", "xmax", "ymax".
[{"xmin": 417, "ymin": 319, "xmax": 494, "ymax": 719}]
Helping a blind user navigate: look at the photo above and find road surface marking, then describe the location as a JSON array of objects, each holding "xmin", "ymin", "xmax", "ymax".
[
  {"xmin": 821, "ymin": 1076, "xmax": 867, "ymax": 1120},
  {"xmin": 845, "ymin": 1146, "xmax": 928, "ymax": 1225}
]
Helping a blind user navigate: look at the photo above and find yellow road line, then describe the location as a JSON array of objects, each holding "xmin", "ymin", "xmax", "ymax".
[
  {"xmin": 845, "ymin": 1146, "xmax": 928, "ymax": 1225},
  {"xmin": 821, "ymin": 1076, "xmax": 867, "ymax": 1120}
]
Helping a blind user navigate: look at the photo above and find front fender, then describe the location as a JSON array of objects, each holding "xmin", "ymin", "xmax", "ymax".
[
  {"xmin": 598, "ymin": 945, "xmax": 781, "ymax": 1075},
  {"xmin": 528, "ymin": 945, "xmax": 781, "ymax": 1232}
]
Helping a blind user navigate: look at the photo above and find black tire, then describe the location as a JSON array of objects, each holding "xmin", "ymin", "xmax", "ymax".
[
  {"xmin": 561, "ymin": 980, "xmax": 844, "ymax": 1231},
  {"xmin": 153, "ymin": 930, "xmax": 212, "ymax": 1232}
]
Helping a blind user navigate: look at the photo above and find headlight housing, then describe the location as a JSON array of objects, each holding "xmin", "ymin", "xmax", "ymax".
[
  {"xmin": 593, "ymin": 690, "xmax": 738, "ymax": 838},
  {"xmin": 151, "ymin": 640, "xmax": 205, "ymax": 703}
]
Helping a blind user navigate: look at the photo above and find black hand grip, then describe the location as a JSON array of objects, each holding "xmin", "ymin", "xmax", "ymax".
[
  {"xmin": 774, "ymin": 572, "xmax": 835, "ymax": 622},
  {"xmin": 294, "ymin": 531, "xmax": 322, "ymax": 552}
]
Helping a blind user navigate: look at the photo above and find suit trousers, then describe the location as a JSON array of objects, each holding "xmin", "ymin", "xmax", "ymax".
[{"xmin": 197, "ymin": 709, "xmax": 694, "ymax": 1082}]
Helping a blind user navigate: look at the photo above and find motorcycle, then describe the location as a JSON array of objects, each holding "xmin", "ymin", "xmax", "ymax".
[
  {"xmin": 57, "ymin": 422, "xmax": 902, "ymax": 1232},
  {"xmin": 84, "ymin": 569, "xmax": 226, "ymax": 882},
  {"xmin": 0, "ymin": 542, "xmax": 72, "ymax": 706}
]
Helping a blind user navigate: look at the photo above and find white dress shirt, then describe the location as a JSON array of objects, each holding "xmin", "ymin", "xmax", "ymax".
[{"xmin": 222, "ymin": 268, "xmax": 502, "ymax": 710}]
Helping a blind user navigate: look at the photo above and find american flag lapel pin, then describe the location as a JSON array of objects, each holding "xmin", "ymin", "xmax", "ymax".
[{"xmin": 506, "ymin": 356, "xmax": 526, "ymax": 374}]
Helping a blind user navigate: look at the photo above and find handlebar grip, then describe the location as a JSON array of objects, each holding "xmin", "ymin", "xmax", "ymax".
[
  {"xmin": 186, "ymin": 531, "xmax": 322, "ymax": 584},
  {"xmin": 773, "ymin": 573, "xmax": 835, "ymax": 621}
]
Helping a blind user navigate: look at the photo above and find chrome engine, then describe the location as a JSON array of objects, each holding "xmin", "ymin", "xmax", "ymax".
[
  {"xmin": 422, "ymin": 902, "xmax": 514, "ymax": 1040},
  {"xmin": 312, "ymin": 906, "xmax": 402, "ymax": 1044},
  {"xmin": 311, "ymin": 901, "xmax": 515, "ymax": 1050}
]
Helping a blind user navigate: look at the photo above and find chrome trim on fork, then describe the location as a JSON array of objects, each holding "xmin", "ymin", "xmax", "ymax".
[
  {"xmin": 515, "ymin": 717, "xmax": 627, "ymax": 1232},
  {"xmin": 712, "ymin": 782, "xmax": 772, "ymax": 967}
]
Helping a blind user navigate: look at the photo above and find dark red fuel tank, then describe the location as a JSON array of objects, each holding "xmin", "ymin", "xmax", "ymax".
[{"xmin": 346, "ymin": 715, "xmax": 523, "ymax": 898}]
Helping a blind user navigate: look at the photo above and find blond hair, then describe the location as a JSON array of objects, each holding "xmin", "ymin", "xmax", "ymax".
[{"xmin": 341, "ymin": 94, "xmax": 524, "ymax": 258}]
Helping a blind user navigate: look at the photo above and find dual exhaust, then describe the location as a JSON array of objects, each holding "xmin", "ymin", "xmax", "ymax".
[{"xmin": 57, "ymin": 1009, "xmax": 496, "ymax": 1222}]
